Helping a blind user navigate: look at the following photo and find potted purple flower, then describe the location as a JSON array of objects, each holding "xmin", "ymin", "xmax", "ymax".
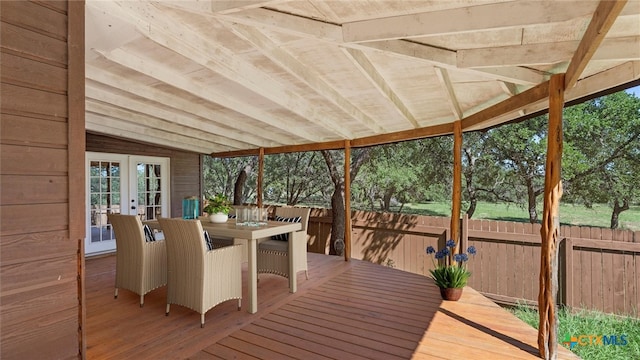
[{"xmin": 426, "ymin": 240, "xmax": 477, "ymax": 301}]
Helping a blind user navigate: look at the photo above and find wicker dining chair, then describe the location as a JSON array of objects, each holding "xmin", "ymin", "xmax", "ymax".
[
  {"xmin": 158, "ymin": 218, "xmax": 242, "ymax": 327},
  {"xmin": 108, "ymin": 213, "xmax": 167, "ymax": 307},
  {"xmin": 257, "ymin": 207, "xmax": 311, "ymax": 280}
]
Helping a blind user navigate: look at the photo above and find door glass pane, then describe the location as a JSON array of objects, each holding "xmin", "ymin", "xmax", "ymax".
[
  {"xmin": 90, "ymin": 161, "xmax": 121, "ymax": 243},
  {"xmin": 136, "ymin": 162, "xmax": 164, "ymax": 220}
]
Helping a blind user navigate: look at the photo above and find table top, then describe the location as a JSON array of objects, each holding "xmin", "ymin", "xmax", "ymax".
[{"xmin": 144, "ymin": 217, "xmax": 301, "ymax": 240}]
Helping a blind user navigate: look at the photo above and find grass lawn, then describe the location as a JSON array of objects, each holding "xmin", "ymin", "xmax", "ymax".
[
  {"xmin": 510, "ymin": 304, "xmax": 640, "ymax": 360},
  {"xmin": 393, "ymin": 201, "xmax": 640, "ymax": 231}
]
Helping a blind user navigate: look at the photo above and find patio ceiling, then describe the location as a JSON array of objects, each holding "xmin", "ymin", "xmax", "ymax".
[{"xmin": 85, "ymin": 0, "xmax": 640, "ymax": 155}]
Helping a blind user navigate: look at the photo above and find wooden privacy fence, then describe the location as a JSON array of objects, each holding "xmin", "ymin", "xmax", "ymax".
[{"xmin": 307, "ymin": 208, "xmax": 640, "ymax": 317}]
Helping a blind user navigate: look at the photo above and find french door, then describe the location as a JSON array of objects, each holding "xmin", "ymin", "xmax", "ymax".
[{"xmin": 85, "ymin": 153, "xmax": 170, "ymax": 255}]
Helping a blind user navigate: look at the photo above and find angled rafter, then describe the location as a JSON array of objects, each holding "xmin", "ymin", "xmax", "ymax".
[
  {"xmin": 217, "ymin": 7, "xmax": 343, "ymax": 42},
  {"xmin": 434, "ymin": 67, "xmax": 464, "ymax": 120},
  {"xmin": 86, "ymin": 64, "xmax": 285, "ymax": 148},
  {"xmin": 565, "ymin": 0, "xmax": 628, "ymax": 88},
  {"xmin": 227, "ymin": 22, "xmax": 387, "ymax": 134},
  {"xmin": 342, "ymin": 47, "xmax": 419, "ymax": 128},
  {"xmin": 342, "ymin": 1, "xmax": 595, "ymax": 43}
]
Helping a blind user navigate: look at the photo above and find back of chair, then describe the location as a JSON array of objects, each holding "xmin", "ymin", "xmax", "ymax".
[
  {"xmin": 275, "ymin": 207, "xmax": 311, "ymax": 233},
  {"xmin": 108, "ymin": 214, "xmax": 145, "ymax": 270},
  {"xmin": 158, "ymin": 218, "xmax": 206, "ymax": 306}
]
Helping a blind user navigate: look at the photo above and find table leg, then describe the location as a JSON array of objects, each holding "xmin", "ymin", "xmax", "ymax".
[
  {"xmin": 247, "ymin": 238, "xmax": 257, "ymax": 313},
  {"xmin": 289, "ymin": 231, "xmax": 297, "ymax": 293}
]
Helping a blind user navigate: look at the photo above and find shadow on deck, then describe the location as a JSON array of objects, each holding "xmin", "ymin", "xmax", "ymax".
[{"xmin": 85, "ymin": 253, "xmax": 578, "ymax": 359}]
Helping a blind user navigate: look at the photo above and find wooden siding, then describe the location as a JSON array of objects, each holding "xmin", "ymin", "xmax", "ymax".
[
  {"xmin": 86, "ymin": 132, "xmax": 202, "ymax": 218},
  {"xmin": 308, "ymin": 210, "xmax": 640, "ymax": 316},
  {"xmin": 1, "ymin": 1, "xmax": 84, "ymax": 359},
  {"xmin": 85, "ymin": 253, "xmax": 579, "ymax": 359}
]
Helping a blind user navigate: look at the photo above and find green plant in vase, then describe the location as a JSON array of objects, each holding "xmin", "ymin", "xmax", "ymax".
[{"xmin": 426, "ymin": 240, "xmax": 477, "ymax": 301}]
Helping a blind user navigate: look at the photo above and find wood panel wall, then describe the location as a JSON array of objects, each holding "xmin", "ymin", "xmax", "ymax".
[
  {"xmin": 86, "ymin": 132, "xmax": 202, "ymax": 217},
  {"xmin": 1, "ymin": 1, "xmax": 84, "ymax": 358}
]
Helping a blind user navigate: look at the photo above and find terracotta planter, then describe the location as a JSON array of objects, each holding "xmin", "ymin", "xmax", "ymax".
[{"xmin": 439, "ymin": 287, "xmax": 463, "ymax": 301}]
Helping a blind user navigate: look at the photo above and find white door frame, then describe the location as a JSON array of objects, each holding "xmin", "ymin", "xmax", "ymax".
[{"xmin": 85, "ymin": 152, "xmax": 170, "ymax": 255}]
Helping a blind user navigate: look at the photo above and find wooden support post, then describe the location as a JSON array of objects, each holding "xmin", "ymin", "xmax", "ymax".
[
  {"xmin": 257, "ymin": 148, "xmax": 264, "ymax": 207},
  {"xmin": 538, "ymin": 74, "xmax": 565, "ymax": 360},
  {"xmin": 450, "ymin": 121, "xmax": 462, "ymax": 248},
  {"xmin": 344, "ymin": 141, "xmax": 352, "ymax": 261}
]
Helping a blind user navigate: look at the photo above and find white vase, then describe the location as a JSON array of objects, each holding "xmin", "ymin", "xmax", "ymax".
[{"xmin": 209, "ymin": 213, "xmax": 228, "ymax": 223}]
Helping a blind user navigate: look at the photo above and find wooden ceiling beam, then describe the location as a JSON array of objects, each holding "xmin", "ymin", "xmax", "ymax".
[
  {"xmin": 343, "ymin": 47, "xmax": 419, "ymax": 128},
  {"xmin": 361, "ymin": 40, "xmax": 546, "ymax": 85},
  {"xmin": 434, "ymin": 67, "xmax": 464, "ymax": 120},
  {"xmin": 458, "ymin": 36, "xmax": 640, "ymax": 69},
  {"xmin": 461, "ymin": 80, "xmax": 550, "ymax": 130},
  {"xmin": 342, "ymin": 1, "xmax": 595, "ymax": 43},
  {"xmin": 565, "ymin": 0, "xmax": 628, "ymax": 89},
  {"xmin": 211, "ymin": 140, "xmax": 348, "ymax": 158}
]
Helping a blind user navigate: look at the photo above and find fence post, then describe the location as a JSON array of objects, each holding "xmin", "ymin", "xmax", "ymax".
[
  {"xmin": 460, "ymin": 214, "xmax": 468, "ymax": 253},
  {"xmin": 560, "ymin": 237, "xmax": 574, "ymax": 309}
]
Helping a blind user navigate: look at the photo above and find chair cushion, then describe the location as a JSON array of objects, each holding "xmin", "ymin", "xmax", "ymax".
[
  {"xmin": 143, "ymin": 224, "xmax": 156, "ymax": 242},
  {"xmin": 270, "ymin": 216, "xmax": 301, "ymax": 241},
  {"xmin": 203, "ymin": 230, "xmax": 214, "ymax": 251}
]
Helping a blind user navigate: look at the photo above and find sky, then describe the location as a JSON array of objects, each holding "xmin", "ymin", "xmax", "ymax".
[{"xmin": 625, "ymin": 85, "xmax": 640, "ymax": 98}]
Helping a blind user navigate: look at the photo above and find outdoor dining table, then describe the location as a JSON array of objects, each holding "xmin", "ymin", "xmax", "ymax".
[{"xmin": 144, "ymin": 218, "xmax": 302, "ymax": 314}]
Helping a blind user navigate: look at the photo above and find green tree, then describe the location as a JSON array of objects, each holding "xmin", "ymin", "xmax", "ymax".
[
  {"xmin": 485, "ymin": 116, "xmax": 548, "ymax": 223},
  {"xmin": 264, "ymin": 152, "xmax": 332, "ymax": 206},
  {"xmin": 203, "ymin": 156, "xmax": 256, "ymax": 204},
  {"xmin": 563, "ymin": 91, "xmax": 640, "ymax": 228}
]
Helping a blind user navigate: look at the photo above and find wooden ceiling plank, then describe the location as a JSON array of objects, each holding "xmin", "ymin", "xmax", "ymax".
[
  {"xmin": 85, "ymin": 86, "xmax": 254, "ymax": 150},
  {"xmin": 343, "ymin": 47, "xmax": 419, "ymax": 128},
  {"xmin": 86, "ymin": 65, "xmax": 287, "ymax": 147},
  {"xmin": 98, "ymin": 47, "xmax": 321, "ymax": 143},
  {"xmin": 86, "ymin": 114, "xmax": 215, "ymax": 154},
  {"xmin": 434, "ymin": 67, "xmax": 464, "ymax": 120},
  {"xmin": 342, "ymin": 1, "xmax": 595, "ymax": 43},
  {"xmin": 85, "ymin": 101, "xmax": 243, "ymax": 151},
  {"xmin": 565, "ymin": 0, "xmax": 628, "ymax": 89},
  {"xmin": 228, "ymin": 22, "xmax": 387, "ymax": 134}
]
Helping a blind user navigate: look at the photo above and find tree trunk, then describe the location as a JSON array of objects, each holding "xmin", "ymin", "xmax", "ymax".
[
  {"xmin": 233, "ymin": 169, "xmax": 247, "ymax": 205},
  {"xmin": 466, "ymin": 197, "xmax": 477, "ymax": 218},
  {"xmin": 527, "ymin": 177, "xmax": 538, "ymax": 223},
  {"xmin": 610, "ymin": 199, "xmax": 629, "ymax": 229},
  {"xmin": 330, "ymin": 185, "xmax": 345, "ymax": 256}
]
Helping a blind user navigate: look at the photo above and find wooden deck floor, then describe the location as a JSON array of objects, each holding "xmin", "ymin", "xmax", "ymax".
[{"xmin": 85, "ymin": 253, "xmax": 579, "ymax": 359}]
